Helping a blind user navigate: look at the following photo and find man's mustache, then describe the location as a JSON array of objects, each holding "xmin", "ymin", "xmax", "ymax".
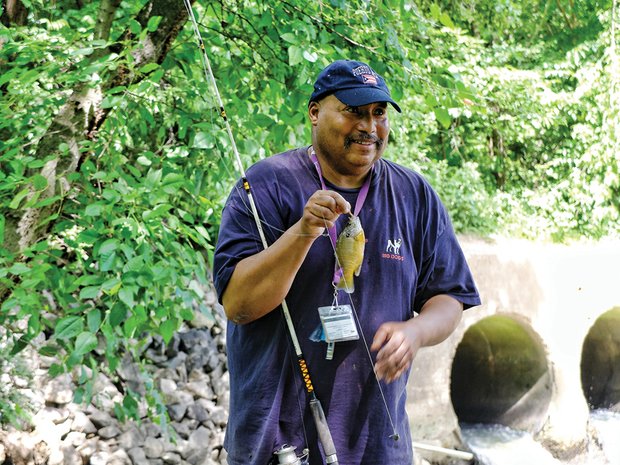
[{"xmin": 344, "ymin": 135, "xmax": 384, "ymax": 148}]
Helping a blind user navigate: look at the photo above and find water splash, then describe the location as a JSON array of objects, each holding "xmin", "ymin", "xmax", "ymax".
[
  {"xmin": 461, "ymin": 423, "xmax": 563, "ymax": 465},
  {"xmin": 461, "ymin": 410, "xmax": 620, "ymax": 465},
  {"xmin": 590, "ymin": 409, "xmax": 620, "ymax": 465}
]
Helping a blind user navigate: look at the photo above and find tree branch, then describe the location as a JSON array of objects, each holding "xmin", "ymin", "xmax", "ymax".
[{"xmin": 3, "ymin": 0, "xmax": 195, "ymax": 263}]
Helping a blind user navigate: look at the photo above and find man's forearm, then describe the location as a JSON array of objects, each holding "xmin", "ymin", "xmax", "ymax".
[
  {"xmin": 222, "ymin": 220, "xmax": 318, "ymax": 324},
  {"xmin": 414, "ymin": 294, "xmax": 464, "ymax": 347}
]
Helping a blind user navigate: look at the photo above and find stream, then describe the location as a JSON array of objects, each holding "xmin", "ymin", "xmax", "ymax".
[{"xmin": 460, "ymin": 409, "xmax": 620, "ymax": 465}]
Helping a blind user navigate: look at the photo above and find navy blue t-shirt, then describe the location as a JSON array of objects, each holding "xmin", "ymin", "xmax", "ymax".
[{"xmin": 214, "ymin": 147, "xmax": 480, "ymax": 465}]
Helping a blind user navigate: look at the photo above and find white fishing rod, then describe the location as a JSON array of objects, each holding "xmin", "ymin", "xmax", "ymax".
[{"xmin": 181, "ymin": 2, "xmax": 338, "ymax": 464}]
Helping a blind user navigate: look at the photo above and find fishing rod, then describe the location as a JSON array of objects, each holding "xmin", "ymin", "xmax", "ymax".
[{"xmin": 181, "ymin": 2, "xmax": 338, "ymax": 464}]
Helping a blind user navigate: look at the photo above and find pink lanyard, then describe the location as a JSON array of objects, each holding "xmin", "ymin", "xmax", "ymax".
[{"xmin": 309, "ymin": 147, "xmax": 372, "ymax": 285}]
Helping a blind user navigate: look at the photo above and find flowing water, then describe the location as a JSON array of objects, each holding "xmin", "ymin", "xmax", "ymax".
[{"xmin": 460, "ymin": 409, "xmax": 620, "ymax": 465}]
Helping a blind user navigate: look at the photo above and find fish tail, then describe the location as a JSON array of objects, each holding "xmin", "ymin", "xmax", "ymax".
[{"xmin": 337, "ymin": 277, "xmax": 355, "ymax": 294}]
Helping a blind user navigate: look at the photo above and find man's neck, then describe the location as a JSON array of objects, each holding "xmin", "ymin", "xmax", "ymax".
[{"xmin": 308, "ymin": 147, "xmax": 372, "ymax": 189}]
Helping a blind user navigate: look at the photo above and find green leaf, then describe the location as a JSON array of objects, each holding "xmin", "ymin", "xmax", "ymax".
[
  {"xmin": 129, "ymin": 19, "xmax": 142, "ymax": 35},
  {"xmin": 9, "ymin": 188, "xmax": 29, "ymax": 209},
  {"xmin": 9, "ymin": 263, "xmax": 30, "ymax": 275},
  {"xmin": 101, "ymin": 251, "xmax": 117, "ymax": 272},
  {"xmin": 146, "ymin": 16, "xmax": 162, "ymax": 32},
  {"xmin": 74, "ymin": 331, "xmax": 98, "ymax": 356},
  {"xmin": 0, "ymin": 214, "xmax": 4, "ymax": 244},
  {"xmin": 31, "ymin": 174, "xmax": 48, "ymax": 190},
  {"xmin": 119, "ymin": 286, "xmax": 136, "ymax": 308},
  {"xmin": 87, "ymin": 310, "xmax": 102, "ymax": 333},
  {"xmin": 85, "ymin": 203, "xmax": 103, "ymax": 216},
  {"xmin": 79, "ymin": 285, "xmax": 100, "ymax": 299},
  {"xmin": 439, "ymin": 12, "xmax": 455, "ymax": 28},
  {"xmin": 288, "ymin": 46, "xmax": 303, "ymax": 66},
  {"xmin": 55, "ymin": 316, "xmax": 84, "ymax": 340},
  {"xmin": 137, "ymin": 155, "xmax": 152, "ymax": 166},
  {"xmin": 434, "ymin": 108, "xmax": 452, "ymax": 129},
  {"xmin": 39, "ymin": 345, "xmax": 58, "ymax": 357},
  {"xmin": 159, "ymin": 319, "xmax": 177, "ymax": 344},
  {"xmin": 101, "ymin": 278, "xmax": 122, "ymax": 294},
  {"xmin": 139, "ymin": 63, "xmax": 159, "ymax": 74},
  {"xmin": 281, "ymin": 33, "xmax": 297, "ymax": 44},
  {"xmin": 98, "ymin": 239, "xmax": 118, "ymax": 272},
  {"xmin": 109, "ymin": 303, "xmax": 127, "ymax": 327},
  {"xmin": 71, "ymin": 47, "xmax": 94, "ymax": 56}
]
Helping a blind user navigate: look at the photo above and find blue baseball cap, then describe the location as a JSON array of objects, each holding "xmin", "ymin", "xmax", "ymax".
[{"xmin": 309, "ymin": 60, "xmax": 401, "ymax": 113}]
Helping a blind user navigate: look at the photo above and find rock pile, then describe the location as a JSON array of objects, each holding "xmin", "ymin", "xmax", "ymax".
[{"xmin": 0, "ymin": 309, "xmax": 229, "ymax": 465}]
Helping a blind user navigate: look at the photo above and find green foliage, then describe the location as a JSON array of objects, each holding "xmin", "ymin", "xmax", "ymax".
[
  {"xmin": 0, "ymin": 0, "xmax": 619, "ymax": 427},
  {"xmin": 0, "ymin": 333, "xmax": 34, "ymax": 427}
]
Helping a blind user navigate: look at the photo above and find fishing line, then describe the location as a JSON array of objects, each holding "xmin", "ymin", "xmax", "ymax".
[
  {"xmin": 322, "ymin": 205, "xmax": 399, "ymax": 442},
  {"xmin": 183, "ymin": 2, "xmax": 339, "ymax": 463}
]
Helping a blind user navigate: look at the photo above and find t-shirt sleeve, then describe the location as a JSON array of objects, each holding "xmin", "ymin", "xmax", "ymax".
[
  {"xmin": 412, "ymin": 193, "xmax": 481, "ymax": 313},
  {"xmin": 213, "ymin": 176, "xmax": 286, "ymax": 304}
]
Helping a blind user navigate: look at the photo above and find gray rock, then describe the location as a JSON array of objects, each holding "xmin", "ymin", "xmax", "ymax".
[
  {"xmin": 87, "ymin": 406, "xmax": 116, "ymax": 428},
  {"xmin": 62, "ymin": 445, "xmax": 83, "ymax": 465},
  {"xmin": 90, "ymin": 451, "xmax": 112, "ymax": 465},
  {"xmin": 109, "ymin": 449, "xmax": 132, "ymax": 465},
  {"xmin": 186, "ymin": 403, "xmax": 208, "ymax": 423},
  {"xmin": 140, "ymin": 421, "xmax": 162, "ymax": 439},
  {"xmin": 166, "ymin": 353, "xmax": 188, "ymax": 370},
  {"xmin": 167, "ymin": 403, "xmax": 187, "ymax": 422},
  {"xmin": 162, "ymin": 451, "xmax": 183, "ymax": 464},
  {"xmin": 159, "ymin": 378, "xmax": 178, "ymax": 396},
  {"xmin": 128, "ymin": 446, "xmax": 150, "ymax": 465},
  {"xmin": 76, "ymin": 437, "xmax": 100, "ymax": 461},
  {"xmin": 72, "ymin": 410, "xmax": 97, "ymax": 433},
  {"xmin": 63, "ymin": 431, "xmax": 86, "ymax": 447},
  {"xmin": 44, "ymin": 374, "xmax": 74, "ymax": 404},
  {"xmin": 116, "ymin": 355, "xmax": 145, "ymax": 395},
  {"xmin": 98, "ymin": 424, "xmax": 122, "ymax": 439},
  {"xmin": 188, "ymin": 426, "xmax": 212, "ymax": 451},
  {"xmin": 171, "ymin": 421, "xmax": 192, "ymax": 439},
  {"xmin": 117, "ymin": 425, "xmax": 145, "ymax": 450},
  {"xmin": 208, "ymin": 406, "xmax": 228, "ymax": 427},
  {"xmin": 166, "ymin": 333, "xmax": 181, "ymax": 358},
  {"xmin": 144, "ymin": 436, "xmax": 165, "ymax": 458},
  {"xmin": 185, "ymin": 380, "xmax": 215, "ymax": 400}
]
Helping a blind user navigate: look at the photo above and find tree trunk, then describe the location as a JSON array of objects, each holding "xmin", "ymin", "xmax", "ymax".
[
  {"xmin": 0, "ymin": 0, "xmax": 28, "ymax": 26},
  {"xmin": 1, "ymin": 0, "xmax": 194, "ymax": 302}
]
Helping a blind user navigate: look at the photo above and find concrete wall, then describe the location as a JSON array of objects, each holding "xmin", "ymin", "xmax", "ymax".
[{"xmin": 407, "ymin": 237, "xmax": 620, "ymax": 463}]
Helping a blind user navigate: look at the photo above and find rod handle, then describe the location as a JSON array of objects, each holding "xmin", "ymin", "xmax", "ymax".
[{"xmin": 309, "ymin": 398, "xmax": 338, "ymax": 464}]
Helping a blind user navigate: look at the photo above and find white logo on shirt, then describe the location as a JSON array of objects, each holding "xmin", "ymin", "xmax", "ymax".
[{"xmin": 386, "ymin": 238, "xmax": 402, "ymax": 255}]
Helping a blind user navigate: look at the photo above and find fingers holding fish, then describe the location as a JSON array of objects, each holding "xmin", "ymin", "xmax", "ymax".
[{"xmin": 300, "ymin": 190, "xmax": 351, "ymax": 236}]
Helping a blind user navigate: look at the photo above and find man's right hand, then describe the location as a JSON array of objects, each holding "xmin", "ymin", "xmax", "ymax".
[
  {"xmin": 222, "ymin": 189, "xmax": 350, "ymax": 324},
  {"xmin": 299, "ymin": 190, "xmax": 351, "ymax": 238}
]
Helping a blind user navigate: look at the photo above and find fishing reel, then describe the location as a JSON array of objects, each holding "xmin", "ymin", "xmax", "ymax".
[{"xmin": 270, "ymin": 444, "xmax": 309, "ymax": 465}]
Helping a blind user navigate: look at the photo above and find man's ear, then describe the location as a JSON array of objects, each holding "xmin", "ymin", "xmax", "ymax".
[{"xmin": 308, "ymin": 101, "xmax": 320, "ymax": 125}]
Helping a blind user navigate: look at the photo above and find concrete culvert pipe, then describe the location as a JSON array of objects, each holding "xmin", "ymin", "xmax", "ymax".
[
  {"xmin": 581, "ymin": 307, "xmax": 620, "ymax": 411},
  {"xmin": 450, "ymin": 315, "xmax": 552, "ymax": 432}
]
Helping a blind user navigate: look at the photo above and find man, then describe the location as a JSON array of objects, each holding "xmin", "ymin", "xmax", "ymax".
[{"xmin": 214, "ymin": 60, "xmax": 481, "ymax": 465}]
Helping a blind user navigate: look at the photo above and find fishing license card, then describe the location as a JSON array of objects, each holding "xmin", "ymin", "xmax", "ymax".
[{"xmin": 318, "ymin": 305, "xmax": 359, "ymax": 343}]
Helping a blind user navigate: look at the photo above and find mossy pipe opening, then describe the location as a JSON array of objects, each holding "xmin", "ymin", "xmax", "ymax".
[
  {"xmin": 581, "ymin": 307, "xmax": 620, "ymax": 411},
  {"xmin": 450, "ymin": 315, "xmax": 552, "ymax": 432}
]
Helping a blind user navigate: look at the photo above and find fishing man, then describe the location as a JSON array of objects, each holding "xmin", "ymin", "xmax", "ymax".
[{"xmin": 214, "ymin": 59, "xmax": 481, "ymax": 465}]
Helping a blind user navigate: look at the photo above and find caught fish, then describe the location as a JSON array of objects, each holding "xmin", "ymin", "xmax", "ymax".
[{"xmin": 335, "ymin": 215, "xmax": 365, "ymax": 293}]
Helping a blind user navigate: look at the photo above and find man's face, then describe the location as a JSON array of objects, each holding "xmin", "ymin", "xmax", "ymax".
[{"xmin": 309, "ymin": 95, "xmax": 390, "ymax": 180}]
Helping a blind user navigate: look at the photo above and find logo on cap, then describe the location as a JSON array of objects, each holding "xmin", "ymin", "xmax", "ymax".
[{"xmin": 362, "ymin": 74, "xmax": 378, "ymax": 85}]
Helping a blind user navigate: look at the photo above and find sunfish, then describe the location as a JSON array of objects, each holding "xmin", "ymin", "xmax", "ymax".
[{"xmin": 335, "ymin": 215, "xmax": 365, "ymax": 294}]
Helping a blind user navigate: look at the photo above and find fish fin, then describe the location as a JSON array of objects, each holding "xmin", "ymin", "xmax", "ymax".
[
  {"xmin": 354, "ymin": 264, "xmax": 362, "ymax": 277},
  {"xmin": 337, "ymin": 279, "xmax": 355, "ymax": 294}
]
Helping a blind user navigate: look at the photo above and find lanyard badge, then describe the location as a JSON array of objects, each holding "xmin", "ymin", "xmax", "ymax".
[{"xmin": 309, "ymin": 147, "xmax": 370, "ymax": 359}]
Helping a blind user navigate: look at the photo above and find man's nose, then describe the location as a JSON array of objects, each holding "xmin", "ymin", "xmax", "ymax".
[{"xmin": 356, "ymin": 113, "xmax": 376, "ymax": 133}]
